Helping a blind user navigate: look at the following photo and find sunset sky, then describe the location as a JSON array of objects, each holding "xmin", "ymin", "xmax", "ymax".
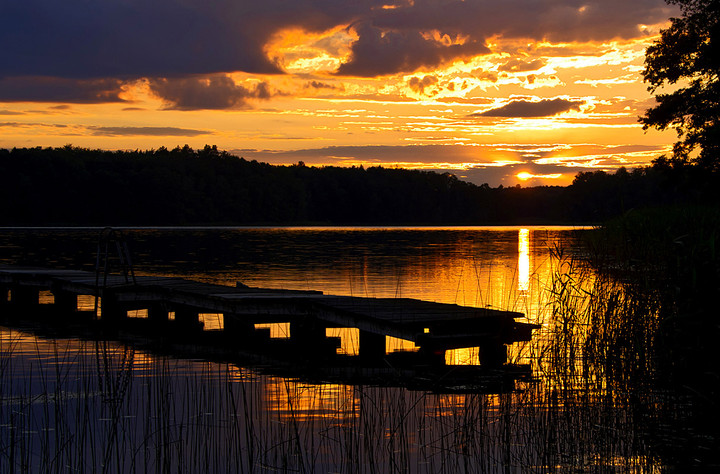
[{"xmin": 0, "ymin": 0, "xmax": 679, "ymax": 186}]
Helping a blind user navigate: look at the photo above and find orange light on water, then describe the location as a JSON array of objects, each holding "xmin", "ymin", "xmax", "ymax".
[{"xmin": 518, "ymin": 228, "xmax": 530, "ymax": 293}]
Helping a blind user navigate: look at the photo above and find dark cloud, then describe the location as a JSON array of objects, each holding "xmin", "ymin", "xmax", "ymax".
[
  {"xmin": 373, "ymin": 0, "xmax": 674, "ymax": 45},
  {"xmin": 0, "ymin": 110, "xmax": 24, "ymax": 115},
  {"xmin": 0, "ymin": 0, "xmax": 676, "ymax": 93},
  {"xmin": 0, "ymin": 122, "xmax": 68, "ymax": 129},
  {"xmin": 148, "ymin": 76, "xmax": 277, "ymax": 110},
  {"xmin": 305, "ymin": 81, "xmax": 344, "ymax": 91},
  {"xmin": 408, "ymin": 75, "xmax": 439, "ymax": 94},
  {"xmin": 0, "ymin": 0, "xmax": 284, "ymax": 79},
  {"xmin": 343, "ymin": 0, "xmax": 676, "ymax": 75},
  {"xmin": 234, "ymin": 144, "xmax": 482, "ymax": 164},
  {"xmin": 88, "ymin": 126, "xmax": 211, "ymax": 137},
  {"xmin": 473, "ymin": 98, "xmax": 585, "ymax": 117},
  {"xmin": 0, "ymin": 77, "xmax": 127, "ymax": 103},
  {"xmin": 336, "ymin": 22, "xmax": 489, "ymax": 76}
]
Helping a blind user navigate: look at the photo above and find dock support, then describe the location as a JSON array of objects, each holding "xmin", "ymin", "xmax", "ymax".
[
  {"xmin": 291, "ymin": 319, "xmax": 331, "ymax": 358},
  {"xmin": 478, "ymin": 341, "xmax": 507, "ymax": 367},
  {"xmin": 174, "ymin": 307, "xmax": 202, "ymax": 331},
  {"xmin": 224, "ymin": 313, "xmax": 255, "ymax": 341},
  {"xmin": 147, "ymin": 303, "xmax": 168, "ymax": 324},
  {"xmin": 0, "ymin": 286, "xmax": 9, "ymax": 307},
  {"xmin": 359, "ymin": 330, "xmax": 385, "ymax": 364},
  {"xmin": 53, "ymin": 290, "xmax": 77, "ymax": 315},
  {"xmin": 11, "ymin": 286, "xmax": 39, "ymax": 307},
  {"xmin": 99, "ymin": 292, "xmax": 126, "ymax": 326},
  {"xmin": 417, "ymin": 346, "xmax": 446, "ymax": 365}
]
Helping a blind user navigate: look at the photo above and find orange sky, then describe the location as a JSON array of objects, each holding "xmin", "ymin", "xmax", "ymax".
[{"xmin": 0, "ymin": 0, "xmax": 678, "ymax": 186}]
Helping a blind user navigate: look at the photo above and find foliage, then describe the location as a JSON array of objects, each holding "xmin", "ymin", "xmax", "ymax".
[
  {"xmin": 641, "ymin": 0, "xmax": 720, "ymax": 168},
  {"xmin": 0, "ymin": 146, "xmax": 571, "ymax": 226},
  {"xmin": 2, "ymin": 145, "xmax": 718, "ymax": 226}
]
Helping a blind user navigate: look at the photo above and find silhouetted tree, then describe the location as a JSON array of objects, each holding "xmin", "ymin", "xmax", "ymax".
[
  {"xmin": 641, "ymin": 0, "xmax": 720, "ymax": 169},
  {"xmin": 3, "ymin": 145, "xmax": 686, "ymax": 226}
]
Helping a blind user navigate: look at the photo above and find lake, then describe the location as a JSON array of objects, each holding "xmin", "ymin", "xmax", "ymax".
[{"xmin": 0, "ymin": 226, "xmax": 695, "ymax": 472}]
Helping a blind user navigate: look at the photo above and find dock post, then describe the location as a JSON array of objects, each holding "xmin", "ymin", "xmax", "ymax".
[
  {"xmin": 359, "ymin": 330, "xmax": 385, "ymax": 364},
  {"xmin": 0, "ymin": 286, "xmax": 10, "ymax": 307},
  {"xmin": 53, "ymin": 290, "xmax": 78, "ymax": 316},
  {"xmin": 147, "ymin": 303, "xmax": 168, "ymax": 324},
  {"xmin": 174, "ymin": 307, "xmax": 202, "ymax": 332},
  {"xmin": 291, "ymin": 319, "xmax": 329, "ymax": 358},
  {"xmin": 478, "ymin": 340, "xmax": 507, "ymax": 367},
  {"xmin": 11, "ymin": 286, "xmax": 39, "ymax": 308},
  {"xmin": 417, "ymin": 346, "xmax": 446, "ymax": 365},
  {"xmin": 99, "ymin": 291, "xmax": 126, "ymax": 327},
  {"xmin": 224, "ymin": 313, "xmax": 255, "ymax": 342}
]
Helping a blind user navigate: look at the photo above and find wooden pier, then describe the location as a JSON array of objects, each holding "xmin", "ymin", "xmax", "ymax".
[{"xmin": 0, "ymin": 265, "xmax": 539, "ymax": 368}]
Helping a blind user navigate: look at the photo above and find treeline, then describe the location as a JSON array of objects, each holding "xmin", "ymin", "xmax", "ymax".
[{"xmin": 0, "ymin": 145, "xmax": 716, "ymax": 226}]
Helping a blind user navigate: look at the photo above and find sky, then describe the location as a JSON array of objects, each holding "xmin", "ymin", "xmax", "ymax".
[{"xmin": 0, "ymin": 0, "xmax": 679, "ymax": 187}]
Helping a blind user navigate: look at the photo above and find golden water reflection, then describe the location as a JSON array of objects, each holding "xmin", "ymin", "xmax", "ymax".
[
  {"xmin": 518, "ymin": 228, "xmax": 530, "ymax": 293},
  {"xmin": 211, "ymin": 227, "xmax": 572, "ymax": 368},
  {"xmin": 0, "ymin": 227, "xmax": 666, "ymax": 471}
]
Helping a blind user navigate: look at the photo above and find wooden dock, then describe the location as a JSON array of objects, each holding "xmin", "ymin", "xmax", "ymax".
[{"xmin": 0, "ymin": 265, "xmax": 539, "ymax": 368}]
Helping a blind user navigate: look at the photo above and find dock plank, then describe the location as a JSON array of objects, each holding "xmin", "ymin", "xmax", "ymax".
[{"xmin": 0, "ymin": 265, "xmax": 539, "ymax": 350}]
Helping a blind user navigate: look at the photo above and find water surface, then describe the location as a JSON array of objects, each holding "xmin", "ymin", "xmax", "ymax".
[{"xmin": 2, "ymin": 226, "xmax": 679, "ymax": 472}]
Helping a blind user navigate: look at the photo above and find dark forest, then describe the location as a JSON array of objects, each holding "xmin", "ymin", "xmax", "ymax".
[{"xmin": 1, "ymin": 145, "xmax": 716, "ymax": 226}]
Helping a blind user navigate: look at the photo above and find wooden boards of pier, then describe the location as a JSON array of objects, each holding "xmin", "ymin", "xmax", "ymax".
[{"xmin": 0, "ymin": 265, "xmax": 539, "ymax": 367}]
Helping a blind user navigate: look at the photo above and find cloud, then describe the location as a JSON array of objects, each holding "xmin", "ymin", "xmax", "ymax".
[
  {"xmin": 337, "ymin": 0, "xmax": 676, "ymax": 75},
  {"xmin": 436, "ymin": 97, "xmax": 495, "ymax": 105},
  {"xmin": 0, "ymin": 76, "xmax": 127, "ymax": 103},
  {"xmin": 148, "ymin": 76, "xmax": 277, "ymax": 110},
  {"xmin": 0, "ymin": 0, "xmax": 283, "ymax": 79},
  {"xmin": 499, "ymin": 58, "xmax": 546, "ymax": 73},
  {"xmin": 87, "ymin": 126, "xmax": 212, "ymax": 137},
  {"xmin": 0, "ymin": 0, "xmax": 677, "ymax": 102},
  {"xmin": 408, "ymin": 75, "xmax": 439, "ymax": 94},
  {"xmin": 473, "ymin": 98, "xmax": 585, "ymax": 117},
  {"xmin": 0, "ymin": 122, "xmax": 68, "ymax": 129},
  {"xmin": 226, "ymin": 142, "xmax": 662, "ymax": 186},
  {"xmin": 471, "ymin": 69, "xmax": 499, "ymax": 83},
  {"xmin": 233, "ymin": 144, "xmax": 488, "ymax": 166},
  {"xmin": 336, "ymin": 22, "xmax": 489, "ymax": 76},
  {"xmin": 305, "ymin": 81, "xmax": 344, "ymax": 91}
]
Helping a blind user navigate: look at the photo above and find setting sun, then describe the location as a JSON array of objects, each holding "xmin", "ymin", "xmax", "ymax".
[{"xmin": 517, "ymin": 172, "xmax": 533, "ymax": 181}]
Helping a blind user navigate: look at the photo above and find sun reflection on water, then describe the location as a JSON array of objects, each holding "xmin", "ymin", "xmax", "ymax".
[{"xmin": 518, "ymin": 228, "xmax": 530, "ymax": 294}]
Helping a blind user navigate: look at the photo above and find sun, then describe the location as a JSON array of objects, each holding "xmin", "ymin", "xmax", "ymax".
[{"xmin": 517, "ymin": 172, "xmax": 533, "ymax": 181}]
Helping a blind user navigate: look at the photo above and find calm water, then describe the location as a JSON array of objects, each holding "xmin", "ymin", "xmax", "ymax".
[{"xmin": 0, "ymin": 226, "xmax": 686, "ymax": 472}]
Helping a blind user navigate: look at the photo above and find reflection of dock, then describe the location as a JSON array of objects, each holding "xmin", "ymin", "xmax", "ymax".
[{"xmin": 0, "ymin": 266, "xmax": 539, "ymax": 368}]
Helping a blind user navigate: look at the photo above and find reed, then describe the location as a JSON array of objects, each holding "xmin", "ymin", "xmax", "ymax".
[
  {"xmin": 0, "ymin": 307, "xmax": 665, "ymax": 473},
  {"xmin": 5, "ymin": 219, "xmax": 718, "ymax": 472}
]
